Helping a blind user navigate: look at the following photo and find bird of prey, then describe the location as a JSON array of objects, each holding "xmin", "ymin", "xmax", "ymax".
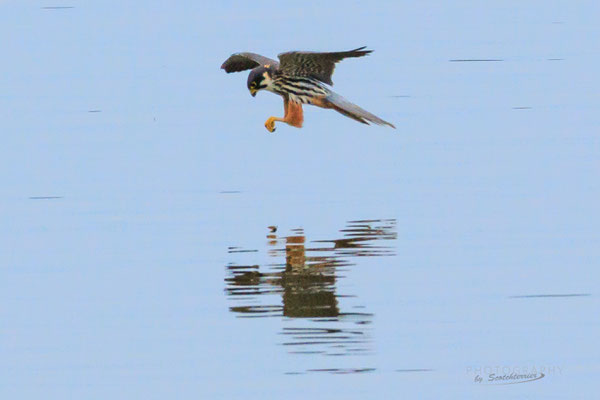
[{"xmin": 221, "ymin": 47, "xmax": 395, "ymax": 132}]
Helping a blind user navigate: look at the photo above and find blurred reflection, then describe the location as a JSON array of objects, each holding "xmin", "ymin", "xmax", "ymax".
[
  {"xmin": 280, "ymin": 233, "xmax": 338, "ymax": 318},
  {"xmin": 225, "ymin": 219, "xmax": 396, "ymax": 365}
]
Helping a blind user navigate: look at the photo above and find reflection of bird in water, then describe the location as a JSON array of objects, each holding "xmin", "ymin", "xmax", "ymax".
[
  {"xmin": 225, "ymin": 220, "xmax": 396, "ymax": 358},
  {"xmin": 225, "ymin": 220, "xmax": 396, "ymax": 318},
  {"xmin": 280, "ymin": 233, "xmax": 339, "ymax": 318}
]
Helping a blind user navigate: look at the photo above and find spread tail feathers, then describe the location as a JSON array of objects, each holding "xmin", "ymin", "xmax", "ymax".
[{"xmin": 324, "ymin": 92, "xmax": 395, "ymax": 128}]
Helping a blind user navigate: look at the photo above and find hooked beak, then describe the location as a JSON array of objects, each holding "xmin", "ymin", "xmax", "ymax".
[{"xmin": 250, "ymin": 88, "xmax": 257, "ymax": 97}]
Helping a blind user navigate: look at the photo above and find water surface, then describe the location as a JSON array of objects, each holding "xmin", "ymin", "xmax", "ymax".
[{"xmin": 1, "ymin": 1, "xmax": 599, "ymax": 399}]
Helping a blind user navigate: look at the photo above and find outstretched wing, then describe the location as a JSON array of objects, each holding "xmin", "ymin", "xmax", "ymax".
[
  {"xmin": 277, "ymin": 46, "xmax": 372, "ymax": 85},
  {"xmin": 221, "ymin": 52, "xmax": 279, "ymax": 73}
]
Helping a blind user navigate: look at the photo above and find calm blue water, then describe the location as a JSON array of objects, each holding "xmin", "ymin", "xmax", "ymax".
[{"xmin": 1, "ymin": 1, "xmax": 599, "ymax": 398}]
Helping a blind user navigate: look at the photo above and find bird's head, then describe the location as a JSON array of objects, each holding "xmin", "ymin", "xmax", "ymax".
[{"xmin": 247, "ymin": 66, "xmax": 273, "ymax": 97}]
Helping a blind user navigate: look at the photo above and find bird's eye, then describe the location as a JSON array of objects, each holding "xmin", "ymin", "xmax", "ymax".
[{"xmin": 250, "ymin": 82, "xmax": 256, "ymax": 88}]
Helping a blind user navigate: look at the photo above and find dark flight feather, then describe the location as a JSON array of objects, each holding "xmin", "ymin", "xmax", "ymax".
[
  {"xmin": 277, "ymin": 47, "xmax": 372, "ymax": 85},
  {"xmin": 221, "ymin": 52, "xmax": 279, "ymax": 73}
]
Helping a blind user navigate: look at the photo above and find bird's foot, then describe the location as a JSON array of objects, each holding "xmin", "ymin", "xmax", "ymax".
[{"xmin": 264, "ymin": 117, "xmax": 277, "ymax": 133}]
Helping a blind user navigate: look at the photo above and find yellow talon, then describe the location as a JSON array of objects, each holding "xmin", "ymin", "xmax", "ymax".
[{"xmin": 264, "ymin": 117, "xmax": 277, "ymax": 133}]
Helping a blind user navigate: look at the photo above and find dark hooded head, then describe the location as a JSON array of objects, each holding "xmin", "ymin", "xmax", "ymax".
[{"xmin": 247, "ymin": 66, "xmax": 273, "ymax": 97}]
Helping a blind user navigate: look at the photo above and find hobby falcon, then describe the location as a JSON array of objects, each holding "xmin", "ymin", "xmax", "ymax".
[{"xmin": 221, "ymin": 47, "xmax": 395, "ymax": 132}]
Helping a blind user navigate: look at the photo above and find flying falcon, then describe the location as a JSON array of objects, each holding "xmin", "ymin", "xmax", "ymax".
[{"xmin": 221, "ymin": 47, "xmax": 395, "ymax": 132}]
